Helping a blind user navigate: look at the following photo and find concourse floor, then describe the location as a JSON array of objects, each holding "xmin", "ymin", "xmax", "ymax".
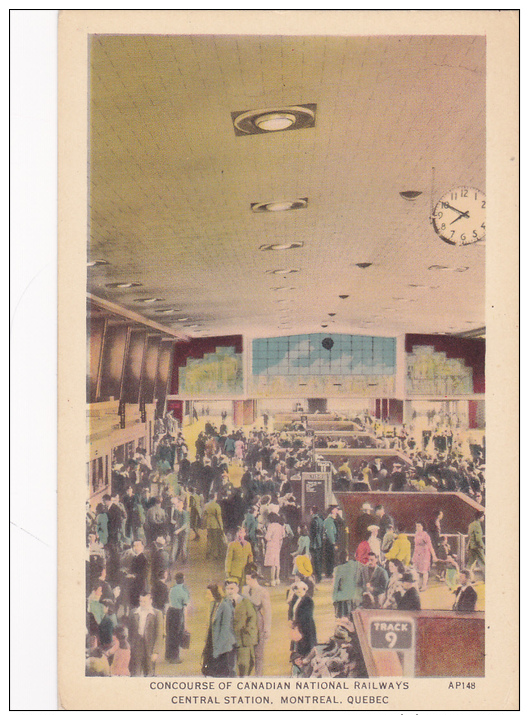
[{"xmin": 153, "ymin": 417, "xmax": 484, "ymax": 677}]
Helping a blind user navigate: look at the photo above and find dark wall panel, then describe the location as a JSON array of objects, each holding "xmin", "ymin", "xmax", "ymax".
[
  {"xmin": 154, "ymin": 340, "xmax": 174, "ymax": 415},
  {"xmin": 98, "ymin": 323, "xmax": 129, "ymax": 401},
  {"xmin": 87, "ymin": 317, "xmax": 106, "ymax": 402},
  {"xmin": 142, "ymin": 335, "xmax": 161, "ymax": 404},
  {"xmin": 122, "ymin": 330, "xmax": 147, "ymax": 404}
]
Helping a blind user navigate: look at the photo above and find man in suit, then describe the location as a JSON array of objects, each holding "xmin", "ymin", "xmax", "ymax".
[
  {"xmin": 309, "ymin": 506, "xmax": 325, "ymax": 583},
  {"xmin": 225, "ymin": 580, "xmax": 258, "ymax": 676},
  {"xmin": 323, "ymin": 505, "xmax": 339, "ymax": 579},
  {"xmin": 202, "ymin": 492, "xmax": 225, "ymax": 560},
  {"xmin": 129, "ymin": 591, "xmax": 164, "ymax": 676},
  {"xmin": 362, "ymin": 551, "xmax": 389, "ymax": 607},
  {"xmin": 396, "ymin": 573, "xmax": 421, "ymax": 611},
  {"xmin": 452, "ymin": 569, "xmax": 478, "ymax": 612},
  {"xmin": 242, "ymin": 569, "xmax": 272, "ymax": 677},
  {"xmin": 225, "ymin": 526, "xmax": 253, "ymax": 587},
  {"xmin": 332, "ymin": 556, "xmax": 366, "ymax": 618}
]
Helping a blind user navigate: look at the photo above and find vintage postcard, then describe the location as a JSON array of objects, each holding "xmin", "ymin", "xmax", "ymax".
[{"xmin": 58, "ymin": 10, "xmax": 519, "ymax": 711}]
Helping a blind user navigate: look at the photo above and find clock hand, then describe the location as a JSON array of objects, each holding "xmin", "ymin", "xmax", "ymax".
[
  {"xmin": 443, "ymin": 203, "xmax": 468, "ymax": 216},
  {"xmin": 450, "ymin": 212, "xmax": 469, "ymax": 225}
]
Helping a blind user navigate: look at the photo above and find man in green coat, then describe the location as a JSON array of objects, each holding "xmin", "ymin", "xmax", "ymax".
[
  {"xmin": 225, "ymin": 580, "xmax": 258, "ymax": 676},
  {"xmin": 467, "ymin": 511, "xmax": 485, "ymax": 580},
  {"xmin": 332, "ymin": 557, "xmax": 367, "ymax": 618}
]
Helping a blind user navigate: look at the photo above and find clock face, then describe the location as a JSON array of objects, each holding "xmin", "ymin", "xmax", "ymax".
[{"xmin": 432, "ymin": 187, "xmax": 486, "ymax": 246}]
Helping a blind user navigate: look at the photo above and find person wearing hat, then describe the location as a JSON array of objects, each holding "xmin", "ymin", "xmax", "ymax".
[
  {"xmin": 225, "ymin": 525, "xmax": 254, "ymax": 588},
  {"xmin": 354, "ymin": 502, "xmax": 377, "ymax": 550},
  {"xmin": 396, "ymin": 573, "xmax": 421, "ymax": 611},
  {"xmin": 287, "ymin": 579, "xmax": 317, "ymax": 657}
]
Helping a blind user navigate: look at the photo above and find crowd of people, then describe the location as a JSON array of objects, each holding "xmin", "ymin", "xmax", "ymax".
[{"xmin": 85, "ymin": 411, "xmax": 485, "ymax": 678}]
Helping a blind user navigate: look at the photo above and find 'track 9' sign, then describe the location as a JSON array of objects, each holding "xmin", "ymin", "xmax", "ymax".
[{"xmin": 369, "ymin": 618, "xmax": 415, "ymax": 650}]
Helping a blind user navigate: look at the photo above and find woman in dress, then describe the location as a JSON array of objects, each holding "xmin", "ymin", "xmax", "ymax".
[
  {"xmin": 95, "ymin": 502, "xmax": 109, "ymax": 547},
  {"xmin": 412, "ymin": 521, "xmax": 438, "ymax": 591},
  {"xmin": 264, "ymin": 512, "xmax": 285, "ymax": 586}
]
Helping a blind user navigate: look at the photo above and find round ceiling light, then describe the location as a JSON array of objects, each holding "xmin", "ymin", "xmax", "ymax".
[
  {"xmin": 88, "ymin": 259, "xmax": 110, "ymax": 267},
  {"xmin": 233, "ymin": 105, "xmax": 316, "ymax": 135},
  {"xmin": 252, "ymin": 199, "xmax": 307, "ymax": 213},
  {"xmin": 260, "ymin": 241, "xmax": 304, "ymax": 251},
  {"xmin": 265, "ymin": 268, "xmax": 299, "ymax": 275},
  {"xmin": 106, "ymin": 281, "xmax": 142, "ymax": 289},
  {"xmin": 255, "ymin": 112, "xmax": 296, "ymax": 131}
]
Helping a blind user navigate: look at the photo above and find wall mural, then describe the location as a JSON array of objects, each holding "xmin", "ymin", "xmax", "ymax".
[
  {"xmin": 252, "ymin": 333, "xmax": 396, "ymax": 397},
  {"xmin": 178, "ymin": 345, "xmax": 243, "ymax": 396},
  {"xmin": 406, "ymin": 344, "xmax": 474, "ymax": 395}
]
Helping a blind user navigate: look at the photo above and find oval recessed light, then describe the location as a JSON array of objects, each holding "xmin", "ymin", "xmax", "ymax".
[
  {"xmin": 134, "ymin": 298, "xmax": 163, "ymax": 304},
  {"xmin": 328, "ymin": 313, "xmax": 336, "ymax": 317},
  {"xmin": 175, "ymin": 317, "xmax": 190, "ymax": 322},
  {"xmin": 338, "ymin": 295, "xmax": 349, "ymax": 299},
  {"xmin": 255, "ymin": 112, "xmax": 296, "ymax": 131},
  {"xmin": 265, "ymin": 268, "xmax": 300, "ymax": 275},
  {"xmin": 260, "ymin": 241, "xmax": 304, "ymax": 251},
  {"xmin": 233, "ymin": 105, "xmax": 316, "ymax": 135},
  {"xmin": 428, "ymin": 265, "xmax": 450, "ymax": 271},
  {"xmin": 271, "ymin": 286, "xmax": 296, "ymax": 291},
  {"xmin": 106, "ymin": 282, "xmax": 142, "ymax": 289},
  {"xmin": 455, "ymin": 266, "xmax": 470, "ymax": 272},
  {"xmin": 87, "ymin": 259, "xmax": 110, "ymax": 267},
  {"xmin": 154, "ymin": 308, "xmax": 181, "ymax": 314},
  {"xmin": 355, "ymin": 262, "xmax": 373, "ymax": 269},
  {"xmin": 253, "ymin": 199, "xmax": 308, "ymax": 213},
  {"xmin": 399, "ymin": 190, "xmax": 423, "ymax": 201}
]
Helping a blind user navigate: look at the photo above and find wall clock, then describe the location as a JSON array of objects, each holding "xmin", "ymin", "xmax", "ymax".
[{"xmin": 431, "ymin": 187, "xmax": 486, "ymax": 246}]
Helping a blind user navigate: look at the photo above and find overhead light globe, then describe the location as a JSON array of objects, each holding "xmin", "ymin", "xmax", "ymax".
[{"xmin": 255, "ymin": 112, "xmax": 296, "ymax": 131}]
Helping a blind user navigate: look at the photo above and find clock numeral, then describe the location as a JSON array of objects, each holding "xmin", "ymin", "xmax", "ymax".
[
  {"xmin": 461, "ymin": 233, "xmax": 467, "ymax": 241},
  {"xmin": 451, "ymin": 192, "xmax": 457, "ymax": 200},
  {"xmin": 474, "ymin": 192, "xmax": 478, "ymax": 200},
  {"xmin": 437, "ymin": 211, "xmax": 443, "ymax": 218},
  {"xmin": 461, "ymin": 189, "xmax": 468, "ymax": 197},
  {"xmin": 481, "ymin": 223, "xmax": 485, "ymax": 229},
  {"xmin": 450, "ymin": 230, "xmax": 455, "ymax": 238},
  {"xmin": 482, "ymin": 200, "xmax": 486, "ymax": 208},
  {"xmin": 473, "ymin": 230, "xmax": 478, "ymax": 238},
  {"xmin": 441, "ymin": 223, "xmax": 446, "ymax": 230},
  {"xmin": 442, "ymin": 202, "xmax": 450, "ymax": 209}
]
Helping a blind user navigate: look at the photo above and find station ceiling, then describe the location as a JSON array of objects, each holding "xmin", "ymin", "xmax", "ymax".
[{"xmin": 87, "ymin": 34, "xmax": 485, "ymax": 341}]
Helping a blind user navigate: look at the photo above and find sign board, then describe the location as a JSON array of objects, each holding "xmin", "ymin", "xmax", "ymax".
[
  {"xmin": 369, "ymin": 617, "xmax": 415, "ymax": 650},
  {"xmin": 301, "ymin": 472, "xmax": 328, "ymax": 520}
]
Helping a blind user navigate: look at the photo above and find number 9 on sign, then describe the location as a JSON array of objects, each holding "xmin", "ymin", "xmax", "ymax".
[{"xmin": 385, "ymin": 631, "xmax": 398, "ymax": 648}]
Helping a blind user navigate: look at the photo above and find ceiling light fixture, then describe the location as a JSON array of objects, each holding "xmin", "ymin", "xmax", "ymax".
[
  {"xmin": 260, "ymin": 241, "xmax": 304, "ymax": 251},
  {"xmin": 328, "ymin": 313, "xmax": 336, "ymax": 317},
  {"xmin": 106, "ymin": 282, "xmax": 142, "ymax": 289},
  {"xmin": 399, "ymin": 190, "xmax": 423, "ymax": 201},
  {"xmin": 271, "ymin": 286, "xmax": 296, "ymax": 291},
  {"xmin": 265, "ymin": 268, "xmax": 300, "ymax": 275},
  {"xmin": 88, "ymin": 259, "xmax": 110, "ymax": 267},
  {"xmin": 134, "ymin": 297, "xmax": 162, "ymax": 304},
  {"xmin": 252, "ymin": 199, "xmax": 308, "ymax": 213},
  {"xmin": 339, "ymin": 295, "xmax": 350, "ymax": 299},
  {"xmin": 232, "ymin": 104, "xmax": 316, "ymax": 136},
  {"xmin": 355, "ymin": 262, "xmax": 373, "ymax": 269},
  {"xmin": 154, "ymin": 308, "xmax": 181, "ymax": 314}
]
